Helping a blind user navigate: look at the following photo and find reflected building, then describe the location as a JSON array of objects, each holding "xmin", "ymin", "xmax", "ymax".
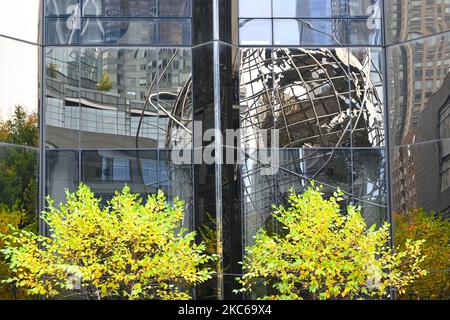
[{"xmin": 0, "ymin": 0, "xmax": 449, "ymax": 300}]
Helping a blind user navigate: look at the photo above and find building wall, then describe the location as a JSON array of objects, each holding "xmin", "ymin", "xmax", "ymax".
[{"xmin": 1, "ymin": 0, "xmax": 449, "ymax": 300}]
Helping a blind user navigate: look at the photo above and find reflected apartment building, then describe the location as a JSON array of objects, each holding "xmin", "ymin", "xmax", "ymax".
[
  {"xmin": 387, "ymin": 0, "xmax": 450, "ymax": 216},
  {"xmin": 0, "ymin": 0, "xmax": 449, "ymax": 300}
]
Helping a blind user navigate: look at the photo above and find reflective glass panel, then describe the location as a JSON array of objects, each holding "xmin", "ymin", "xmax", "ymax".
[
  {"xmin": 385, "ymin": 0, "xmax": 450, "ymax": 44},
  {"xmin": 273, "ymin": 0, "xmax": 348, "ymax": 18},
  {"xmin": 274, "ymin": 19, "xmax": 348, "ymax": 46},
  {"xmin": 239, "ymin": 19, "xmax": 272, "ymax": 46},
  {"xmin": 239, "ymin": 0, "xmax": 272, "ymax": 18},
  {"xmin": 159, "ymin": 19, "xmax": 191, "ymax": 45},
  {"xmin": 349, "ymin": 47, "xmax": 385, "ymax": 147},
  {"xmin": 79, "ymin": 48, "xmax": 159, "ymax": 149},
  {"xmin": 159, "ymin": 0, "xmax": 191, "ymax": 17},
  {"xmin": 388, "ymin": 33, "xmax": 450, "ymax": 146},
  {"xmin": 45, "ymin": 47, "xmax": 80, "ymax": 149},
  {"xmin": 80, "ymin": 19, "xmax": 157, "ymax": 45}
]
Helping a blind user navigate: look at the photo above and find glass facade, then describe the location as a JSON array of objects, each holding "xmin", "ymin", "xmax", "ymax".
[
  {"xmin": 0, "ymin": 0, "xmax": 448, "ymax": 300},
  {"xmin": 386, "ymin": 0, "xmax": 450, "ymax": 299}
]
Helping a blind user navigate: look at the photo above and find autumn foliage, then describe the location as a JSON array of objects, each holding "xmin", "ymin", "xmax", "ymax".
[
  {"xmin": 237, "ymin": 185, "xmax": 427, "ymax": 300},
  {"xmin": 0, "ymin": 184, "xmax": 215, "ymax": 300}
]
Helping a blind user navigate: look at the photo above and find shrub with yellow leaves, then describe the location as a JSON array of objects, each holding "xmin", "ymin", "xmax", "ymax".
[
  {"xmin": 236, "ymin": 185, "xmax": 427, "ymax": 300},
  {"xmin": 0, "ymin": 184, "xmax": 215, "ymax": 300}
]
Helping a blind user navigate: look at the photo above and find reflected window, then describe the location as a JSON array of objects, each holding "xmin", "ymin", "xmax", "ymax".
[
  {"xmin": 439, "ymin": 99, "xmax": 450, "ymax": 140},
  {"xmin": 441, "ymin": 155, "xmax": 450, "ymax": 191}
]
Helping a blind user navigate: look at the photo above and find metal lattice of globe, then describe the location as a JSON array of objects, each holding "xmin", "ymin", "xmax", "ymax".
[
  {"xmin": 239, "ymin": 47, "xmax": 385, "ymax": 149},
  {"xmin": 238, "ymin": 48, "xmax": 386, "ymax": 243}
]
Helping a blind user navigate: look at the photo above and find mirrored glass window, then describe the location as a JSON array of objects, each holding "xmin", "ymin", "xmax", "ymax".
[
  {"xmin": 80, "ymin": 19, "xmax": 157, "ymax": 45},
  {"xmin": 273, "ymin": 0, "xmax": 348, "ymax": 18},
  {"xmin": 349, "ymin": 47, "xmax": 385, "ymax": 147},
  {"xmin": 159, "ymin": 19, "xmax": 191, "ymax": 45},
  {"xmin": 239, "ymin": 0, "xmax": 272, "ymax": 18},
  {"xmin": 385, "ymin": 0, "xmax": 450, "ymax": 44},
  {"xmin": 274, "ymin": 19, "xmax": 348, "ymax": 46},
  {"xmin": 388, "ymin": 33, "xmax": 450, "ymax": 146},
  {"xmin": 349, "ymin": 19, "xmax": 382, "ymax": 45},
  {"xmin": 239, "ymin": 48, "xmax": 353, "ymax": 148},
  {"xmin": 83, "ymin": 0, "xmax": 157, "ymax": 17},
  {"xmin": 159, "ymin": 0, "xmax": 191, "ymax": 17},
  {"xmin": 45, "ymin": 150, "xmax": 79, "ymax": 206},
  {"xmin": 45, "ymin": 47, "xmax": 80, "ymax": 149},
  {"xmin": 239, "ymin": 19, "xmax": 272, "ymax": 45}
]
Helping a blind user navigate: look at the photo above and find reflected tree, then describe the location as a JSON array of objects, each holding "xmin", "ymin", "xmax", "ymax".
[
  {"xmin": 237, "ymin": 185, "xmax": 427, "ymax": 300},
  {"xmin": 394, "ymin": 208, "xmax": 450, "ymax": 300},
  {"xmin": 1, "ymin": 185, "xmax": 215, "ymax": 300}
]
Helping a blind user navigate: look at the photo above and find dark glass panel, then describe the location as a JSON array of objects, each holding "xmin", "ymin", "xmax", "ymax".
[
  {"xmin": 192, "ymin": 0, "xmax": 213, "ymax": 44},
  {"xmin": 159, "ymin": 0, "xmax": 191, "ymax": 17},
  {"xmin": 192, "ymin": 43, "xmax": 219, "ymax": 299},
  {"xmin": 219, "ymin": 0, "xmax": 239, "ymax": 45}
]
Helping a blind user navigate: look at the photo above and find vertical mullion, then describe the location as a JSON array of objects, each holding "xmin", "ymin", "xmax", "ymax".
[{"xmin": 213, "ymin": 0, "xmax": 224, "ymax": 300}]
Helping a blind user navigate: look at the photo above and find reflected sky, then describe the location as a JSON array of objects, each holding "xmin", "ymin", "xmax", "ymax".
[
  {"xmin": 0, "ymin": 1, "xmax": 40, "ymax": 122},
  {"xmin": 0, "ymin": 38, "xmax": 39, "ymax": 122}
]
